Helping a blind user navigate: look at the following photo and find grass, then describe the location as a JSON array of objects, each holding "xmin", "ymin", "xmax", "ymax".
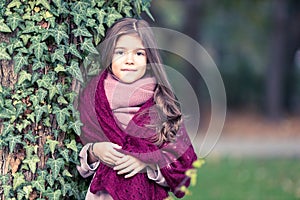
[{"xmin": 179, "ymin": 157, "xmax": 300, "ymax": 200}]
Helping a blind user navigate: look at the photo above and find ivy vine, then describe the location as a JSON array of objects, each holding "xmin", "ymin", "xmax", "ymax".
[{"xmin": 0, "ymin": 0, "xmax": 153, "ymax": 199}]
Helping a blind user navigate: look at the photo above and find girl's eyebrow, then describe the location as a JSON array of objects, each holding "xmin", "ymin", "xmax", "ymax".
[{"xmin": 114, "ymin": 47, "xmax": 146, "ymax": 51}]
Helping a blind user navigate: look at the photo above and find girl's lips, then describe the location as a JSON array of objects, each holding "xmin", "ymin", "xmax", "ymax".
[{"xmin": 121, "ymin": 69, "xmax": 137, "ymax": 71}]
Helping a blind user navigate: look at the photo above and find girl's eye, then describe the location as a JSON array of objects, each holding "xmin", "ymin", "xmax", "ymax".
[
  {"xmin": 136, "ymin": 51, "xmax": 145, "ymax": 56},
  {"xmin": 114, "ymin": 50, "xmax": 124, "ymax": 55}
]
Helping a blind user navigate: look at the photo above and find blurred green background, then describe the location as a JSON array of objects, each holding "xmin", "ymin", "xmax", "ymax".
[{"xmin": 142, "ymin": 1, "xmax": 300, "ymax": 199}]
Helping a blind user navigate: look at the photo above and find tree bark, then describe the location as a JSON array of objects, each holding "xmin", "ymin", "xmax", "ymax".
[
  {"xmin": 265, "ymin": 0, "xmax": 288, "ymax": 120},
  {"xmin": 0, "ymin": 32, "xmax": 17, "ymax": 200}
]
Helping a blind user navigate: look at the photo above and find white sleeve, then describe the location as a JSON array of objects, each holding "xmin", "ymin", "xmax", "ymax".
[
  {"xmin": 76, "ymin": 143, "xmax": 100, "ymax": 178},
  {"xmin": 146, "ymin": 165, "xmax": 168, "ymax": 187}
]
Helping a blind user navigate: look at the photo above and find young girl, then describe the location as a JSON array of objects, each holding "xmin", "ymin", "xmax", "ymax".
[{"xmin": 77, "ymin": 18, "xmax": 197, "ymax": 200}]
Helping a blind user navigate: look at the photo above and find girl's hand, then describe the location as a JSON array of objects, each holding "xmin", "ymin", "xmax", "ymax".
[
  {"xmin": 92, "ymin": 142, "xmax": 124, "ymax": 166},
  {"xmin": 113, "ymin": 155, "xmax": 152, "ymax": 178}
]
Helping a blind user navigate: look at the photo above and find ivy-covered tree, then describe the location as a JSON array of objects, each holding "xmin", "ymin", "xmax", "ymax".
[{"xmin": 0, "ymin": 0, "xmax": 153, "ymax": 199}]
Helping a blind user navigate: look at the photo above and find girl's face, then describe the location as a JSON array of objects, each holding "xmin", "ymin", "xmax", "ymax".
[{"xmin": 111, "ymin": 34, "xmax": 147, "ymax": 83}]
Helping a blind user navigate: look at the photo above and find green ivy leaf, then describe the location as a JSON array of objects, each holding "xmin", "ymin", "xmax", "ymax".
[
  {"xmin": 13, "ymin": 53, "xmax": 29, "ymax": 73},
  {"xmin": 54, "ymin": 64, "xmax": 66, "ymax": 73},
  {"xmin": 141, "ymin": 1, "xmax": 155, "ymax": 21},
  {"xmin": 73, "ymin": 1, "xmax": 89, "ymax": 13},
  {"xmin": 60, "ymin": 182, "xmax": 72, "ymax": 196},
  {"xmin": 31, "ymin": 42, "xmax": 48, "ymax": 60},
  {"xmin": 0, "ymin": 138, "xmax": 7, "ymax": 149},
  {"xmin": 57, "ymin": 96, "xmax": 68, "ymax": 105},
  {"xmin": 5, "ymin": 134, "xmax": 23, "ymax": 153},
  {"xmin": 12, "ymin": 38, "xmax": 24, "ymax": 49},
  {"xmin": 116, "ymin": 0, "xmax": 130, "ymax": 12},
  {"xmin": 65, "ymin": 139, "xmax": 78, "ymax": 152},
  {"xmin": 70, "ymin": 11, "xmax": 85, "ymax": 26},
  {"xmin": 48, "ymin": 85, "xmax": 58, "ymax": 100},
  {"xmin": 59, "ymin": 149, "xmax": 70, "ymax": 162},
  {"xmin": 53, "ymin": 107, "xmax": 70, "ymax": 127},
  {"xmin": 34, "ymin": 105, "xmax": 48, "ymax": 123},
  {"xmin": 43, "ymin": 116, "xmax": 51, "ymax": 127},
  {"xmin": 20, "ymin": 34, "xmax": 31, "ymax": 46},
  {"xmin": 0, "ymin": 18, "xmax": 12, "ymax": 33},
  {"xmin": 46, "ymin": 138, "xmax": 59, "ymax": 154},
  {"xmin": 62, "ymin": 169, "xmax": 73, "ymax": 177},
  {"xmin": 16, "ymin": 120, "xmax": 30, "ymax": 132},
  {"xmin": 46, "ymin": 173, "xmax": 55, "ymax": 187},
  {"xmin": 0, "ymin": 174, "xmax": 10, "ymax": 185},
  {"xmin": 36, "ymin": 0, "xmax": 51, "ymax": 10},
  {"xmin": 81, "ymin": 38, "xmax": 99, "ymax": 54},
  {"xmin": 26, "ymin": 112, "xmax": 35, "ymax": 123},
  {"xmin": 47, "ymin": 189, "xmax": 62, "ymax": 200},
  {"xmin": 37, "ymin": 170, "xmax": 48, "ymax": 180},
  {"xmin": 24, "ymin": 144, "xmax": 38, "ymax": 157},
  {"xmin": 1, "ymin": 122, "xmax": 15, "ymax": 137},
  {"xmin": 31, "ymin": 72, "xmax": 40, "ymax": 84},
  {"xmin": 2, "ymin": 185, "xmax": 12, "ymax": 198},
  {"xmin": 37, "ymin": 74, "xmax": 53, "ymax": 89},
  {"xmin": 32, "ymin": 177, "xmax": 45, "ymax": 193},
  {"xmin": 67, "ymin": 44, "xmax": 82, "ymax": 59},
  {"xmin": 86, "ymin": 7, "xmax": 97, "ymax": 17},
  {"xmin": 95, "ymin": 8, "xmax": 106, "ymax": 24},
  {"xmin": 22, "ymin": 185, "xmax": 33, "ymax": 199},
  {"xmin": 18, "ymin": 70, "xmax": 32, "ymax": 85},
  {"xmin": 12, "ymin": 172, "xmax": 25, "ymax": 190},
  {"xmin": 32, "ymin": 60, "xmax": 46, "ymax": 71},
  {"xmin": 72, "ymin": 26, "xmax": 92, "ymax": 37},
  {"xmin": 86, "ymin": 19, "xmax": 95, "ymax": 28},
  {"xmin": 23, "ymin": 155, "xmax": 40, "ymax": 174},
  {"xmin": 15, "ymin": 102, "xmax": 26, "ymax": 117},
  {"xmin": 7, "ymin": 0, "xmax": 22, "ymax": 9},
  {"xmin": 24, "ymin": 132, "xmax": 38, "ymax": 143},
  {"xmin": 69, "ymin": 120, "xmax": 83, "ymax": 136},
  {"xmin": 106, "ymin": 7, "xmax": 123, "ymax": 27},
  {"xmin": 7, "ymin": 13, "xmax": 23, "ymax": 31},
  {"xmin": 65, "ymin": 91, "xmax": 77, "ymax": 103},
  {"xmin": 51, "ymin": 48, "xmax": 66, "ymax": 63},
  {"xmin": 52, "ymin": 0, "xmax": 62, "ymax": 8},
  {"xmin": 0, "ymin": 107, "xmax": 16, "ymax": 120},
  {"xmin": 123, "ymin": 6, "xmax": 133, "ymax": 17},
  {"xmin": 66, "ymin": 60, "xmax": 84, "ymax": 83},
  {"xmin": 22, "ymin": 21, "xmax": 38, "ymax": 33},
  {"xmin": 0, "ymin": 46, "xmax": 11, "ymax": 60},
  {"xmin": 37, "ymin": 88, "xmax": 48, "ymax": 103},
  {"xmin": 46, "ymin": 158, "xmax": 64, "ymax": 179},
  {"xmin": 51, "ymin": 28, "xmax": 69, "ymax": 44}
]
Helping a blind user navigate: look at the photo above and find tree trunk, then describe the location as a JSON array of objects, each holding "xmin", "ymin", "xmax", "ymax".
[
  {"xmin": 265, "ymin": 0, "xmax": 288, "ymax": 120},
  {"xmin": 0, "ymin": 32, "xmax": 17, "ymax": 200}
]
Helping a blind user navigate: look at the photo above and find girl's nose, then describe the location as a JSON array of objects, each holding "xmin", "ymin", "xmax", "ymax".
[{"xmin": 125, "ymin": 52, "xmax": 134, "ymax": 65}]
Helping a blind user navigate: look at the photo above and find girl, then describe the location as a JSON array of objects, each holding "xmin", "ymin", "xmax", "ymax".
[{"xmin": 77, "ymin": 18, "xmax": 197, "ymax": 200}]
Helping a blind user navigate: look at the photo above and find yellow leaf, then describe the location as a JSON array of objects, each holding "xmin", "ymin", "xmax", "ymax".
[
  {"xmin": 192, "ymin": 159, "xmax": 205, "ymax": 168},
  {"xmin": 44, "ymin": 11, "xmax": 53, "ymax": 19},
  {"xmin": 34, "ymin": 6, "xmax": 40, "ymax": 12}
]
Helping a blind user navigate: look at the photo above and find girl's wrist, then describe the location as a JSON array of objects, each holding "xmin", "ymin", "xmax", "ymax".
[{"xmin": 88, "ymin": 143, "xmax": 100, "ymax": 162}]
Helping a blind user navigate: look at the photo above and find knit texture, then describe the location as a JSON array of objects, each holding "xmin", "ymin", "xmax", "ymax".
[
  {"xmin": 104, "ymin": 73, "xmax": 156, "ymax": 129},
  {"xmin": 78, "ymin": 69, "xmax": 197, "ymax": 200}
]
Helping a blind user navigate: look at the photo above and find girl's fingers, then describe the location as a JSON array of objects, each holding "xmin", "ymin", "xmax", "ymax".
[
  {"xmin": 117, "ymin": 164, "xmax": 134, "ymax": 175},
  {"xmin": 111, "ymin": 149, "xmax": 125, "ymax": 158},
  {"xmin": 111, "ymin": 143, "xmax": 122, "ymax": 149},
  {"xmin": 102, "ymin": 157, "xmax": 116, "ymax": 166},
  {"xmin": 114, "ymin": 155, "xmax": 130, "ymax": 166},
  {"xmin": 125, "ymin": 167, "xmax": 142, "ymax": 178}
]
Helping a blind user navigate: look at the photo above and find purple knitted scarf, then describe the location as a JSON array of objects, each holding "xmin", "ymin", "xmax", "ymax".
[{"xmin": 78, "ymin": 69, "xmax": 197, "ymax": 200}]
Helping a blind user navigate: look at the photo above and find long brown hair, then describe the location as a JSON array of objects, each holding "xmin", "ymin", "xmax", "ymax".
[{"xmin": 100, "ymin": 18, "xmax": 182, "ymax": 145}]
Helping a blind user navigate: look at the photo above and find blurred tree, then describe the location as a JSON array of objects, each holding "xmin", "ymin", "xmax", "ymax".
[{"xmin": 266, "ymin": 0, "xmax": 300, "ymax": 119}]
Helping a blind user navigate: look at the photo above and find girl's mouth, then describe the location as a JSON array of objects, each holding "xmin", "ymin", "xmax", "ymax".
[{"xmin": 121, "ymin": 69, "xmax": 137, "ymax": 71}]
